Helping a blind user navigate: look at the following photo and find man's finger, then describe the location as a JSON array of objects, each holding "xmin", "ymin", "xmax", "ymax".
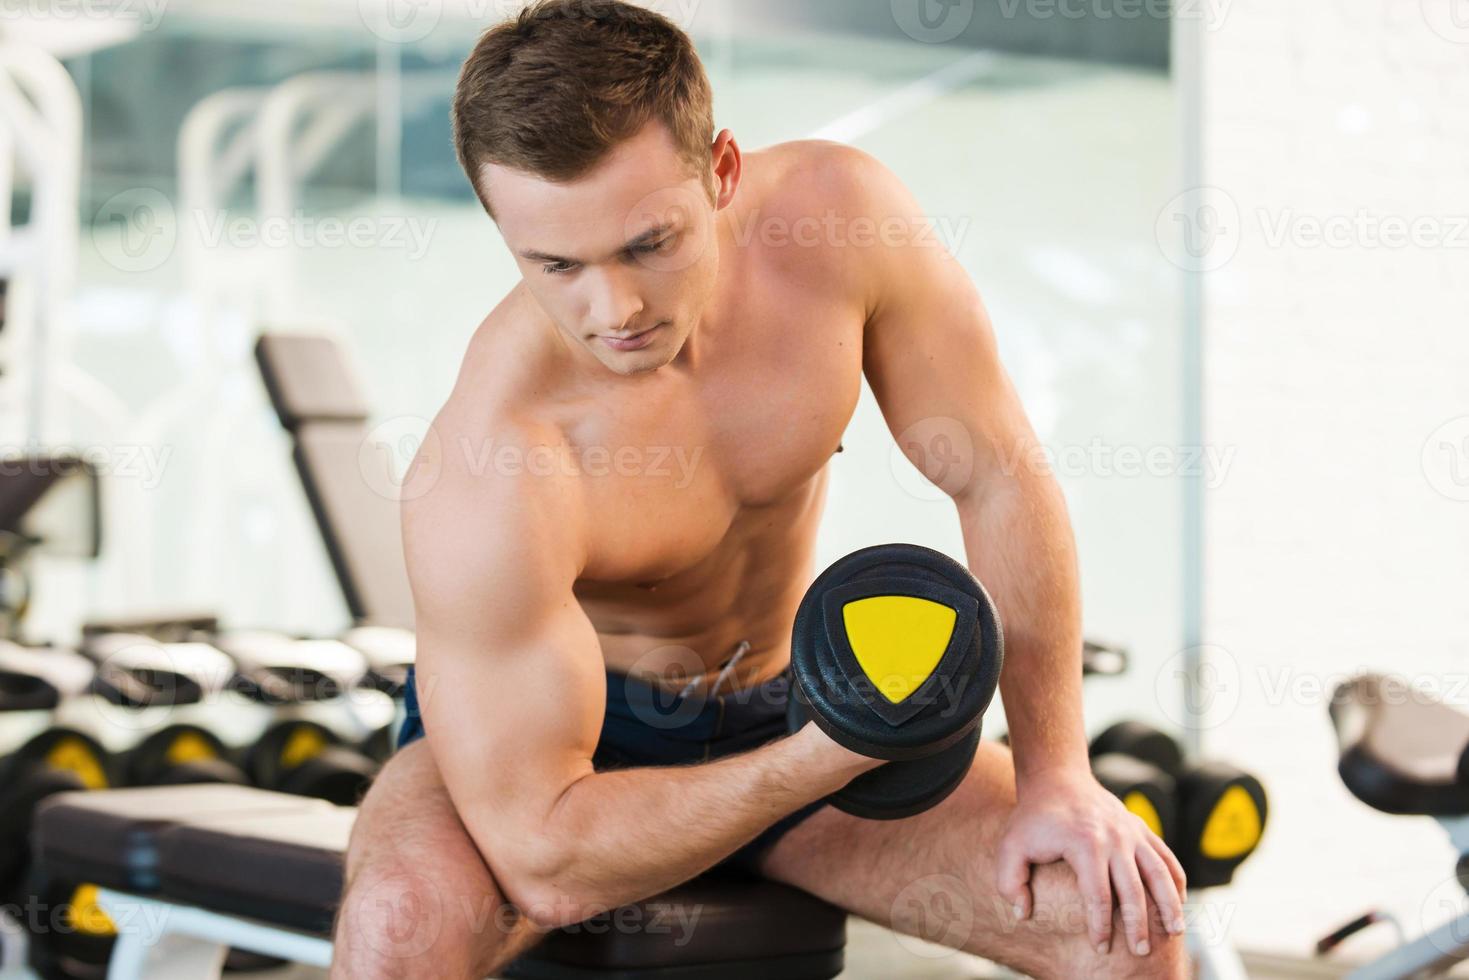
[
  {"xmin": 1137, "ymin": 843, "xmax": 1186, "ymax": 936},
  {"xmin": 1068, "ymin": 847, "xmax": 1114, "ymax": 954},
  {"xmin": 995, "ymin": 836, "xmax": 1033, "ymax": 921},
  {"xmin": 1109, "ymin": 852, "xmax": 1151, "ymax": 956},
  {"xmin": 1149, "ymin": 834, "xmax": 1188, "ymax": 898}
]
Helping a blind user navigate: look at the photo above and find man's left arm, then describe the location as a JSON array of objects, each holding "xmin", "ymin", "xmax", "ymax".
[{"xmin": 834, "ymin": 144, "xmax": 1187, "ymax": 956}]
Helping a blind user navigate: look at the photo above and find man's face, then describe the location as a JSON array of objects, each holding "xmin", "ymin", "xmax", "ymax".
[{"xmin": 485, "ymin": 122, "xmax": 726, "ymax": 376}]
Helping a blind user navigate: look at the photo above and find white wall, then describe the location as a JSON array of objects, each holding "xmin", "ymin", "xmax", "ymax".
[{"xmin": 1195, "ymin": 0, "xmax": 1469, "ymax": 959}]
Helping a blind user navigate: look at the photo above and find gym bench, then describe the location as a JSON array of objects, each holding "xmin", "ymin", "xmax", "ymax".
[{"xmin": 34, "ymin": 784, "xmax": 848, "ymax": 980}]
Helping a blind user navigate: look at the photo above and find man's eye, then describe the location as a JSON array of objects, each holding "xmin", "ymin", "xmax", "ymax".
[
  {"xmin": 634, "ymin": 238, "xmax": 670, "ymax": 254},
  {"xmin": 543, "ymin": 261, "xmax": 577, "ymax": 276}
]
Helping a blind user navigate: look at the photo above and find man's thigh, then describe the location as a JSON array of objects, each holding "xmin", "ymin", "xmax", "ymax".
[{"xmin": 754, "ymin": 740, "xmax": 1183, "ymax": 980}]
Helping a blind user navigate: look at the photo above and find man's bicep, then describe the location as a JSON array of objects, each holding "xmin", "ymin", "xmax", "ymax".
[
  {"xmin": 415, "ymin": 594, "xmax": 606, "ymax": 885},
  {"xmin": 402, "ymin": 458, "xmax": 603, "ymax": 888}
]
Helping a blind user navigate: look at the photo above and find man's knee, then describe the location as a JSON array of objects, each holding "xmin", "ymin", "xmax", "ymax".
[
  {"xmin": 335, "ymin": 763, "xmax": 532, "ymax": 976},
  {"xmin": 338, "ymin": 865, "xmax": 461, "ymax": 962},
  {"xmin": 1022, "ymin": 861, "xmax": 1187, "ymax": 979},
  {"xmin": 336, "ymin": 861, "xmax": 528, "ymax": 977}
]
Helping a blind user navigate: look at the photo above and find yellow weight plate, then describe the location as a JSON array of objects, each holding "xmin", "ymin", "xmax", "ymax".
[
  {"xmin": 1200, "ymin": 785, "xmax": 1263, "ymax": 859},
  {"xmin": 67, "ymin": 884, "xmax": 117, "ymax": 936},
  {"xmin": 165, "ymin": 731, "xmax": 219, "ymax": 766},
  {"xmin": 280, "ymin": 726, "xmax": 327, "ymax": 769},
  {"xmin": 842, "ymin": 595, "xmax": 956, "ymax": 704},
  {"xmin": 45, "ymin": 737, "xmax": 108, "ymax": 790},
  {"xmin": 1123, "ymin": 790, "xmax": 1166, "ymax": 838}
]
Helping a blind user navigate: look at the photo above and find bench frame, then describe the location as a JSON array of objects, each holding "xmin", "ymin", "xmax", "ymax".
[{"xmin": 95, "ymin": 889, "xmax": 332, "ymax": 980}]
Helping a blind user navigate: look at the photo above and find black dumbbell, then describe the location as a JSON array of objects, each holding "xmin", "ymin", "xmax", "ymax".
[
  {"xmin": 340, "ymin": 627, "xmax": 415, "ymax": 698},
  {"xmin": 1089, "ymin": 719, "xmax": 1185, "ymax": 774},
  {"xmin": 24, "ymin": 869, "xmax": 115, "ymax": 980},
  {"xmin": 1175, "ymin": 759, "xmax": 1268, "ymax": 889},
  {"xmin": 217, "ymin": 635, "xmax": 367, "ymax": 705},
  {"xmin": 247, "ymin": 720, "xmax": 377, "ymax": 806},
  {"xmin": 788, "ymin": 544, "xmax": 1004, "ymax": 820},
  {"xmin": 1089, "ymin": 721, "xmax": 1268, "ymax": 888},
  {"xmin": 361, "ymin": 723, "xmax": 397, "ymax": 765},
  {"xmin": 0, "ymin": 728, "xmax": 112, "ymax": 900},
  {"xmin": 82, "ymin": 635, "xmax": 235, "ymax": 708},
  {"xmin": 124, "ymin": 724, "xmax": 249, "ymax": 787},
  {"xmin": 1091, "ymin": 752, "xmax": 1178, "ymax": 846}
]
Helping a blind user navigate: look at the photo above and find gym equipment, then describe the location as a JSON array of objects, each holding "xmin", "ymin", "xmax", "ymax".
[
  {"xmin": 0, "ymin": 42, "xmax": 84, "ymax": 452},
  {"xmin": 1088, "ymin": 721, "xmax": 1267, "ymax": 980},
  {"xmin": 34, "ymin": 784, "xmax": 847, "ymax": 980},
  {"xmin": 0, "ymin": 641, "xmax": 95, "ymax": 712},
  {"xmin": 1090, "ymin": 751, "xmax": 1178, "ymax": 845},
  {"xmin": 1082, "ymin": 637, "xmax": 1129, "ymax": 677},
  {"xmin": 81, "ymin": 633, "xmax": 235, "ymax": 708},
  {"xmin": 1315, "ymin": 674, "xmax": 1469, "ymax": 979},
  {"xmin": 1089, "ymin": 718, "xmax": 1185, "ymax": 776},
  {"xmin": 787, "ymin": 543, "xmax": 1003, "ymax": 819},
  {"xmin": 29, "ymin": 785, "xmax": 320, "ymax": 980},
  {"xmin": 23, "ymin": 870, "xmax": 115, "ymax": 980},
  {"xmin": 339, "ymin": 624, "xmax": 415, "ymax": 697},
  {"xmin": 246, "ymin": 719, "xmax": 377, "ymax": 806},
  {"xmin": 1176, "ymin": 760, "xmax": 1268, "ymax": 889},
  {"xmin": 0, "ymin": 455, "xmax": 100, "ymax": 639},
  {"xmin": 214, "ymin": 631, "xmax": 368, "ymax": 704},
  {"xmin": 0, "ymin": 727, "xmax": 112, "ymax": 899},
  {"xmin": 123, "ymin": 724, "xmax": 248, "ymax": 788},
  {"xmin": 1088, "ymin": 720, "xmax": 1268, "ymax": 888},
  {"xmin": 81, "ymin": 614, "xmax": 219, "ymax": 645},
  {"xmin": 254, "ymin": 332, "xmax": 413, "ymax": 630},
  {"xmin": 360, "ymin": 722, "xmax": 395, "ymax": 764}
]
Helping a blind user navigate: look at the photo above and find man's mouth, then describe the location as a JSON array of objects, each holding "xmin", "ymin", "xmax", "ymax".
[{"xmin": 600, "ymin": 323, "xmax": 664, "ymax": 352}]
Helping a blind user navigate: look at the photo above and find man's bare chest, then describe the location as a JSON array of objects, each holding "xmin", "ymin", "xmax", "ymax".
[{"xmin": 574, "ymin": 312, "xmax": 864, "ymax": 584}]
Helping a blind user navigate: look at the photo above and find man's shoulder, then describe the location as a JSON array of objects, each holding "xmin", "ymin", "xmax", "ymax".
[
  {"xmin": 403, "ymin": 292, "xmax": 579, "ymax": 523},
  {"xmin": 743, "ymin": 141, "xmax": 905, "ymax": 313},
  {"xmin": 752, "ymin": 139, "xmax": 900, "ymax": 216},
  {"xmin": 400, "ymin": 394, "xmax": 582, "ymax": 581}
]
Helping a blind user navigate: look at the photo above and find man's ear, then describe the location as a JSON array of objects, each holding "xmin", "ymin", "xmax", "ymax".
[{"xmin": 710, "ymin": 129, "xmax": 741, "ymax": 209}]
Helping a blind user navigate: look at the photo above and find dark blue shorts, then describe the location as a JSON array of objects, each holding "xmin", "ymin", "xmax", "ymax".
[{"xmin": 397, "ymin": 664, "xmax": 826, "ymax": 875}]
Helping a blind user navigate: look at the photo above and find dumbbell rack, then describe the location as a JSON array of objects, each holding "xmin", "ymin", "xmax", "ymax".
[{"xmin": 1089, "ymin": 721, "xmax": 1268, "ymax": 980}]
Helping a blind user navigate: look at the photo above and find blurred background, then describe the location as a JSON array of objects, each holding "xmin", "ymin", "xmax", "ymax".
[{"xmin": 0, "ymin": 0, "xmax": 1465, "ymax": 977}]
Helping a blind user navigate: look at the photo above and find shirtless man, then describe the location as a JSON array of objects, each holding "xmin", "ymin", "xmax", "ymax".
[{"xmin": 332, "ymin": 2, "xmax": 1188, "ymax": 977}]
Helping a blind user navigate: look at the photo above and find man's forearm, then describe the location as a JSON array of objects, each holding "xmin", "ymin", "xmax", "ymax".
[
  {"xmin": 957, "ymin": 466, "xmax": 1088, "ymax": 783},
  {"xmin": 518, "ymin": 723, "xmax": 872, "ymax": 926}
]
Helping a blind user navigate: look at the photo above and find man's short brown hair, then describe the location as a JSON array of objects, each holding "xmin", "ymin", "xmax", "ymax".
[{"xmin": 453, "ymin": 0, "xmax": 715, "ymax": 217}]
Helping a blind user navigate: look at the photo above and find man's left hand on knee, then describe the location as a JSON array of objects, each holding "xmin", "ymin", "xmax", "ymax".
[{"xmin": 995, "ymin": 764, "xmax": 1189, "ymax": 958}]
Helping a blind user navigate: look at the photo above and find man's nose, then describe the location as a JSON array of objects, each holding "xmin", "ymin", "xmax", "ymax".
[{"xmin": 585, "ymin": 268, "xmax": 644, "ymax": 334}]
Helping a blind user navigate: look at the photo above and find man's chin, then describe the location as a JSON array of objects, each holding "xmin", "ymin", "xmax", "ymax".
[
  {"xmin": 589, "ymin": 335, "xmax": 683, "ymax": 375},
  {"xmin": 595, "ymin": 344, "xmax": 675, "ymax": 376}
]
